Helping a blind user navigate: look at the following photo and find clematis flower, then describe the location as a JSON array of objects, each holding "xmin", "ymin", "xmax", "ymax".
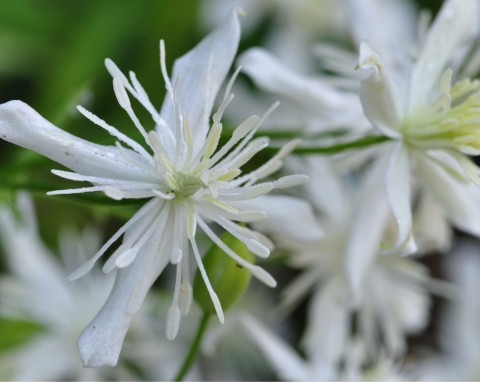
[
  {"xmin": 0, "ymin": 9, "xmax": 304, "ymax": 367},
  {"xmin": 255, "ymin": 156, "xmax": 433, "ymax": 372},
  {"xmin": 356, "ymin": 0, "xmax": 480, "ymax": 249}
]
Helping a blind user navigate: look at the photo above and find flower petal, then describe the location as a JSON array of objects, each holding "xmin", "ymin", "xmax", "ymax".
[
  {"xmin": 302, "ymin": 276, "xmax": 350, "ymax": 372},
  {"xmin": 345, "ymin": 152, "xmax": 390, "ymax": 299},
  {"xmin": 408, "ymin": 0, "xmax": 478, "ymax": 110},
  {"xmin": 358, "ymin": 42, "xmax": 402, "ymax": 138},
  {"xmin": 0, "ymin": 101, "xmax": 154, "ymax": 182},
  {"xmin": 239, "ymin": 48, "xmax": 364, "ymax": 128},
  {"xmin": 77, "ymin": 202, "xmax": 171, "ymax": 367},
  {"xmin": 385, "ymin": 142, "xmax": 413, "ymax": 249},
  {"xmin": 348, "ymin": 0, "xmax": 417, "ymax": 96},
  {"xmin": 159, "ymin": 8, "xmax": 241, "ymax": 150},
  {"xmin": 416, "ymin": 153, "xmax": 480, "ymax": 237}
]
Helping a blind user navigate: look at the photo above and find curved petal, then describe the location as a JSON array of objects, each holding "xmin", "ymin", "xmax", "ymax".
[
  {"xmin": 348, "ymin": 0, "xmax": 417, "ymax": 96},
  {"xmin": 416, "ymin": 153, "xmax": 480, "ymax": 237},
  {"xmin": 409, "ymin": 0, "xmax": 478, "ymax": 110},
  {"xmin": 358, "ymin": 42, "xmax": 402, "ymax": 138},
  {"xmin": 78, "ymin": 202, "xmax": 171, "ymax": 367},
  {"xmin": 0, "ymin": 101, "xmax": 154, "ymax": 182},
  {"xmin": 159, "ymin": 8, "xmax": 241, "ymax": 150},
  {"xmin": 385, "ymin": 142, "xmax": 413, "ymax": 249}
]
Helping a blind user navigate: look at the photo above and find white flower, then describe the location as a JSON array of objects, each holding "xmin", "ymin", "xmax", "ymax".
[
  {"xmin": 356, "ymin": 0, "xmax": 480, "ymax": 249},
  {"xmin": 0, "ymin": 194, "xmax": 120, "ymax": 380},
  {"xmin": 0, "ymin": 9, "xmax": 304, "ymax": 367},
  {"xmin": 260, "ymin": 157, "xmax": 432, "ymax": 372}
]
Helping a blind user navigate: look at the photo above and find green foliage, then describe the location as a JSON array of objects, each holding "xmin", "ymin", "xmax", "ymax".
[{"xmin": 0, "ymin": 317, "xmax": 44, "ymax": 353}]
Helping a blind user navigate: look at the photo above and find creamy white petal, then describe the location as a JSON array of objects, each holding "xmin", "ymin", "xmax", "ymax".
[
  {"xmin": 77, "ymin": 203, "xmax": 171, "ymax": 367},
  {"xmin": 159, "ymin": 8, "xmax": 241, "ymax": 151},
  {"xmin": 416, "ymin": 153, "xmax": 480, "ymax": 237},
  {"xmin": 385, "ymin": 142, "xmax": 413, "ymax": 250},
  {"xmin": 0, "ymin": 101, "xmax": 154, "ymax": 182},
  {"xmin": 358, "ymin": 42, "xmax": 402, "ymax": 138},
  {"xmin": 408, "ymin": 0, "xmax": 478, "ymax": 111}
]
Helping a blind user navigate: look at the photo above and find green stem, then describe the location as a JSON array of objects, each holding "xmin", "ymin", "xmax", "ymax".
[
  {"xmin": 267, "ymin": 134, "xmax": 391, "ymax": 155},
  {"xmin": 173, "ymin": 312, "xmax": 210, "ymax": 382}
]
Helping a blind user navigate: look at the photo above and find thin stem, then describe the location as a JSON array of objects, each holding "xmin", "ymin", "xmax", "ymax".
[
  {"xmin": 173, "ymin": 312, "xmax": 211, "ymax": 382},
  {"xmin": 267, "ymin": 134, "xmax": 391, "ymax": 155}
]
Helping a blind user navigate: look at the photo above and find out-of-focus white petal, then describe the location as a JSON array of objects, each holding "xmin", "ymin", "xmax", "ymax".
[
  {"xmin": 358, "ymin": 42, "xmax": 402, "ymax": 138},
  {"xmin": 385, "ymin": 142, "xmax": 413, "ymax": 250},
  {"xmin": 302, "ymin": 276, "xmax": 350, "ymax": 371},
  {"xmin": 0, "ymin": 101, "xmax": 152, "ymax": 182},
  {"xmin": 408, "ymin": 0, "xmax": 478, "ymax": 110},
  {"xmin": 416, "ymin": 153, "xmax": 480, "ymax": 237},
  {"xmin": 240, "ymin": 314, "xmax": 313, "ymax": 381},
  {"xmin": 345, "ymin": 151, "xmax": 390, "ymax": 299},
  {"xmin": 159, "ymin": 8, "xmax": 241, "ymax": 149},
  {"xmin": 348, "ymin": 0, "xmax": 417, "ymax": 100},
  {"xmin": 240, "ymin": 48, "xmax": 362, "ymax": 124},
  {"xmin": 238, "ymin": 195, "xmax": 323, "ymax": 243}
]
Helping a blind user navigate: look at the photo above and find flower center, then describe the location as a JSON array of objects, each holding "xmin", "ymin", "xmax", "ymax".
[
  {"xmin": 167, "ymin": 170, "xmax": 205, "ymax": 199},
  {"xmin": 401, "ymin": 69, "xmax": 480, "ymax": 156}
]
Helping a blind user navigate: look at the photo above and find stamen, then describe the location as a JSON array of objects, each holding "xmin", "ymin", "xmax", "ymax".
[
  {"xmin": 77, "ymin": 105, "xmax": 152, "ymax": 161},
  {"xmin": 113, "ymin": 78, "xmax": 152, "ymax": 148},
  {"xmin": 190, "ymin": 236, "xmax": 225, "ymax": 323},
  {"xmin": 166, "ymin": 262, "xmax": 182, "ymax": 340},
  {"xmin": 160, "ymin": 39, "xmax": 174, "ymax": 98},
  {"xmin": 197, "ymin": 217, "xmax": 276, "ymax": 287}
]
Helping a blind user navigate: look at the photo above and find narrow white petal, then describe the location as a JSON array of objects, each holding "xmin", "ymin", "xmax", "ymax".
[
  {"xmin": 239, "ymin": 48, "xmax": 359, "ymax": 120},
  {"xmin": 159, "ymin": 8, "xmax": 241, "ymax": 150},
  {"xmin": 358, "ymin": 42, "xmax": 402, "ymax": 138},
  {"xmin": 385, "ymin": 143, "xmax": 413, "ymax": 249},
  {"xmin": 345, "ymin": 151, "xmax": 390, "ymax": 299},
  {"xmin": 77, "ymin": 205, "xmax": 172, "ymax": 367},
  {"xmin": 0, "ymin": 101, "xmax": 152, "ymax": 182}
]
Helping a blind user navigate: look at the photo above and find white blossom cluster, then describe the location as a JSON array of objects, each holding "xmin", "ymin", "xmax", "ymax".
[{"xmin": 0, "ymin": 0, "xmax": 480, "ymax": 380}]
